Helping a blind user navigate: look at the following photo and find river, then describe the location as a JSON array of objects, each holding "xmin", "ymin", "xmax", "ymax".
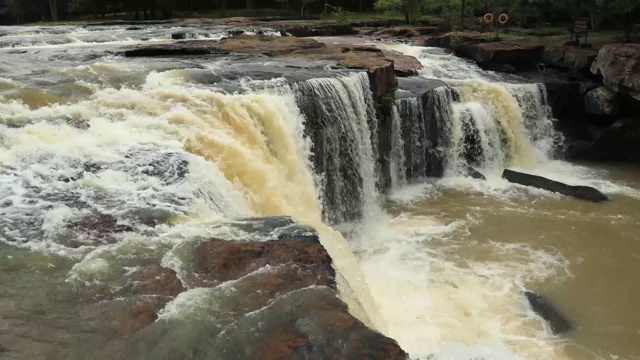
[{"xmin": 0, "ymin": 24, "xmax": 638, "ymax": 360}]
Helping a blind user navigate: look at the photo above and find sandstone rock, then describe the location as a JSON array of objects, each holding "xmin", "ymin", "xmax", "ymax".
[
  {"xmin": 132, "ymin": 265, "xmax": 184, "ymax": 297},
  {"xmin": 211, "ymin": 287, "xmax": 409, "ymax": 360},
  {"xmin": 584, "ymin": 86, "xmax": 620, "ymax": 116},
  {"xmin": 192, "ymin": 236, "xmax": 335, "ymax": 287},
  {"xmin": 383, "ymin": 51, "xmax": 423, "ymax": 76},
  {"xmin": 525, "ymin": 291, "xmax": 573, "ymax": 334},
  {"xmin": 340, "ymin": 56, "xmax": 397, "ymax": 98},
  {"xmin": 502, "ymin": 169, "xmax": 609, "ymax": 203},
  {"xmin": 592, "ymin": 44, "xmax": 640, "ymax": 100},
  {"xmin": 459, "ymin": 42, "xmax": 545, "ymax": 71},
  {"xmin": 117, "ymin": 299, "xmax": 167, "ymax": 337}
]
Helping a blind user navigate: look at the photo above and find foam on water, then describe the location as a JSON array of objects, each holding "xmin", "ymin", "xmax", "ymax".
[{"xmin": 352, "ymin": 207, "xmax": 572, "ymax": 360}]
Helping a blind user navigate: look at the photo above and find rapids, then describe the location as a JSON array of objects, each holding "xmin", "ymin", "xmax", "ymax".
[{"xmin": 0, "ymin": 25, "xmax": 639, "ymax": 360}]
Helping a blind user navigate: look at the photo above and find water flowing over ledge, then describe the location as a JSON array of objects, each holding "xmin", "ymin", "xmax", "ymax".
[{"xmin": 1, "ymin": 27, "xmax": 640, "ymax": 360}]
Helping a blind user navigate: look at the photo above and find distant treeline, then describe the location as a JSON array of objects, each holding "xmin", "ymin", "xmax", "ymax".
[{"xmin": 0, "ymin": 0, "xmax": 378, "ymax": 24}]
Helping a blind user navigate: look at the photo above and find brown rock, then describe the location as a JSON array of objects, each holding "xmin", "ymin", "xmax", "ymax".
[
  {"xmin": 212, "ymin": 287, "xmax": 409, "ymax": 360},
  {"xmin": 193, "ymin": 237, "xmax": 335, "ymax": 287},
  {"xmin": 213, "ymin": 35, "xmax": 326, "ymax": 56},
  {"xmin": 459, "ymin": 42, "xmax": 545, "ymax": 71},
  {"xmin": 383, "ymin": 50, "xmax": 423, "ymax": 76},
  {"xmin": 592, "ymin": 44, "xmax": 640, "ymax": 100},
  {"xmin": 339, "ymin": 56, "xmax": 397, "ymax": 97},
  {"xmin": 116, "ymin": 299, "xmax": 166, "ymax": 337},
  {"xmin": 132, "ymin": 264, "xmax": 184, "ymax": 298}
]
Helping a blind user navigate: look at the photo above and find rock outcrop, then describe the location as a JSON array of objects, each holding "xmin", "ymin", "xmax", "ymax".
[
  {"xmin": 424, "ymin": 33, "xmax": 544, "ymax": 71},
  {"xmin": 502, "ymin": 169, "xmax": 609, "ymax": 203},
  {"xmin": 543, "ymin": 46, "xmax": 598, "ymax": 72},
  {"xmin": 591, "ymin": 44, "xmax": 640, "ymax": 100},
  {"xmin": 100, "ymin": 217, "xmax": 408, "ymax": 359}
]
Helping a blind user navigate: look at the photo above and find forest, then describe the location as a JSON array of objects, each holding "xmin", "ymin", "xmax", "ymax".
[{"xmin": 0, "ymin": 0, "xmax": 638, "ymax": 33}]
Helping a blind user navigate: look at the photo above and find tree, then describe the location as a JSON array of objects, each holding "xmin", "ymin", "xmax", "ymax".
[
  {"xmin": 460, "ymin": 0, "xmax": 466, "ymax": 29},
  {"xmin": 599, "ymin": 0, "xmax": 640, "ymax": 41},
  {"xmin": 48, "ymin": 0, "xmax": 58, "ymax": 21}
]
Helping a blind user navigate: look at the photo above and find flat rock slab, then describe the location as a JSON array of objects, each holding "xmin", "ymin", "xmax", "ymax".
[{"xmin": 502, "ymin": 169, "xmax": 608, "ymax": 203}]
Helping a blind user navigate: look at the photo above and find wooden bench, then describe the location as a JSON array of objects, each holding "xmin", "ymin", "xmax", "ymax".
[{"xmin": 569, "ymin": 17, "xmax": 589, "ymax": 45}]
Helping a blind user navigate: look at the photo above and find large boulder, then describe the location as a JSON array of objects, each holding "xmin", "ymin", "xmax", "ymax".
[
  {"xmin": 584, "ymin": 86, "xmax": 620, "ymax": 116},
  {"xmin": 591, "ymin": 44, "xmax": 640, "ymax": 100},
  {"xmin": 502, "ymin": 169, "xmax": 609, "ymax": 203}
]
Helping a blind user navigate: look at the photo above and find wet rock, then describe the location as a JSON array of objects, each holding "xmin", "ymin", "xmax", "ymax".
[
  {"xmin": 584, "ymin": 86, "xmax": 620, "ymax": 116},
  {"xmin": 213, "ymin": 35, "xmax": 326, "ymax": 57},
  {"xmin": 229, "ymin": 216, "xmax": 315, "ymax": 239},
  {"xmin": 341, "ymin": 57, "xmax": 396, "ymax": 98},
  {"xmin": 132, "ymin": 264, "xmax": 184, "ymax": 298},
  {"xmin": 117, "ymin": 299, "xmax": 167, "ymax": 338},
  {"xmin": 383, "ymin": 50, "xmax": 423, "ymax": 76},
  {"xmin": 170, "ymin": 32, "xmax": 187, "ymax": 40},
  {"xmin": 284, "ymin": 23, "xmax": 355, "ymax": 37},
  {"xmin": 466, "ymin": 167, "xmax": 486, "ymax": 180},
  {"xmin": 524, "ymin": 291, "xmax": 573, "ymax": 334},
  {"xmin": 502, "ymin": 169, "xmax": 609, "ymax": 203},
  {"xmin": 123, "ymin": 41, "xmax": 231, "ymax": 57},
  {"xmin": 543, "ymin": 81, "xmax": 585, "ymax": 123},
  {"xmin": 581, "ymin": 118, "xmax": 640, "ymax": 163},
  {"xmin": 193, "ymin": 235, "xmax": 335, "ymax": 287},
  {"xmin": 66, "ymin": 213, "xmax": 133, "ymax": 247},
  {"xmin": 591, "ymin": 44, "xmax": 640, "ymax": 101},
  {"xmin": 212, "ymin": 287, "xmax": 408, "ymax": 360},
  {"xmin": 123, "ymin": 148, "xmax": 189, "ymax": 185}
]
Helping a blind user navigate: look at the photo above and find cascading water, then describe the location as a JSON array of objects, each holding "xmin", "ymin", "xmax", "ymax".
[
  {"xmin": 292, "ymin": 73, "xmax": 380, "ymax": 224},
  {"xmin": 0, "ymin": 63, "xmax": 385, "ymax": 337}
]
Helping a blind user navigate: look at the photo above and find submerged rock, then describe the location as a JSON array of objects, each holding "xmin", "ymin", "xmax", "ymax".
[
  {"xmin": 524, "ymin": 291, "xmax": 573, "ymax": 334},
  {"xmin": 502, "ymin": 169, "xmax": 608, "ymax": 203},
  {"xmin": 466, "ymin": 167, "xmax": 486, "ymax": 180}
]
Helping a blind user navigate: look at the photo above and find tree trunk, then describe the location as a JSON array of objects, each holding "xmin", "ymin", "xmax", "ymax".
[
  {"xmin": 48, "ymin": 0, "xmax": 58, "ymax": 21},
  {"xmin": 221, "ymin": 0, "xmax": 227, "ymax": 17},
  {"xmin": 407, "ymin": 0, "xmax": 418, "ymax": 24},
  {"xmin": 460, "ymin": 0, "xmax": 466, "ymax": 30}
]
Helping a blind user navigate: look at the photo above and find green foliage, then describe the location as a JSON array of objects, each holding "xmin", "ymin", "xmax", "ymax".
[
  {"xmin": 331, "ymin": 7, "xmax": 353, "ymax": 25},
  {"xmin": 449, "ymin": 32, "xmax": 461, "ymax": 53},
  {"xmin": 374, "ymin": 0, "xmax": 403, "ymax": 13}
]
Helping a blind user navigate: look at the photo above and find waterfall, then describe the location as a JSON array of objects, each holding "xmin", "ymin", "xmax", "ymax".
[
  {"xmin": 0, "ymin": 71, "xmax": 385, "ymax": 332},
  {"xmin": 391, "ymin": 81, "xmax": 561, "ymax": 178},
  {"xmin": 389, "ymin": 101, "xmax": 407, "ymax": 188},
  {"xmin": 292, "ymin": 73, "xmax": 380, "ymax": 224}
]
